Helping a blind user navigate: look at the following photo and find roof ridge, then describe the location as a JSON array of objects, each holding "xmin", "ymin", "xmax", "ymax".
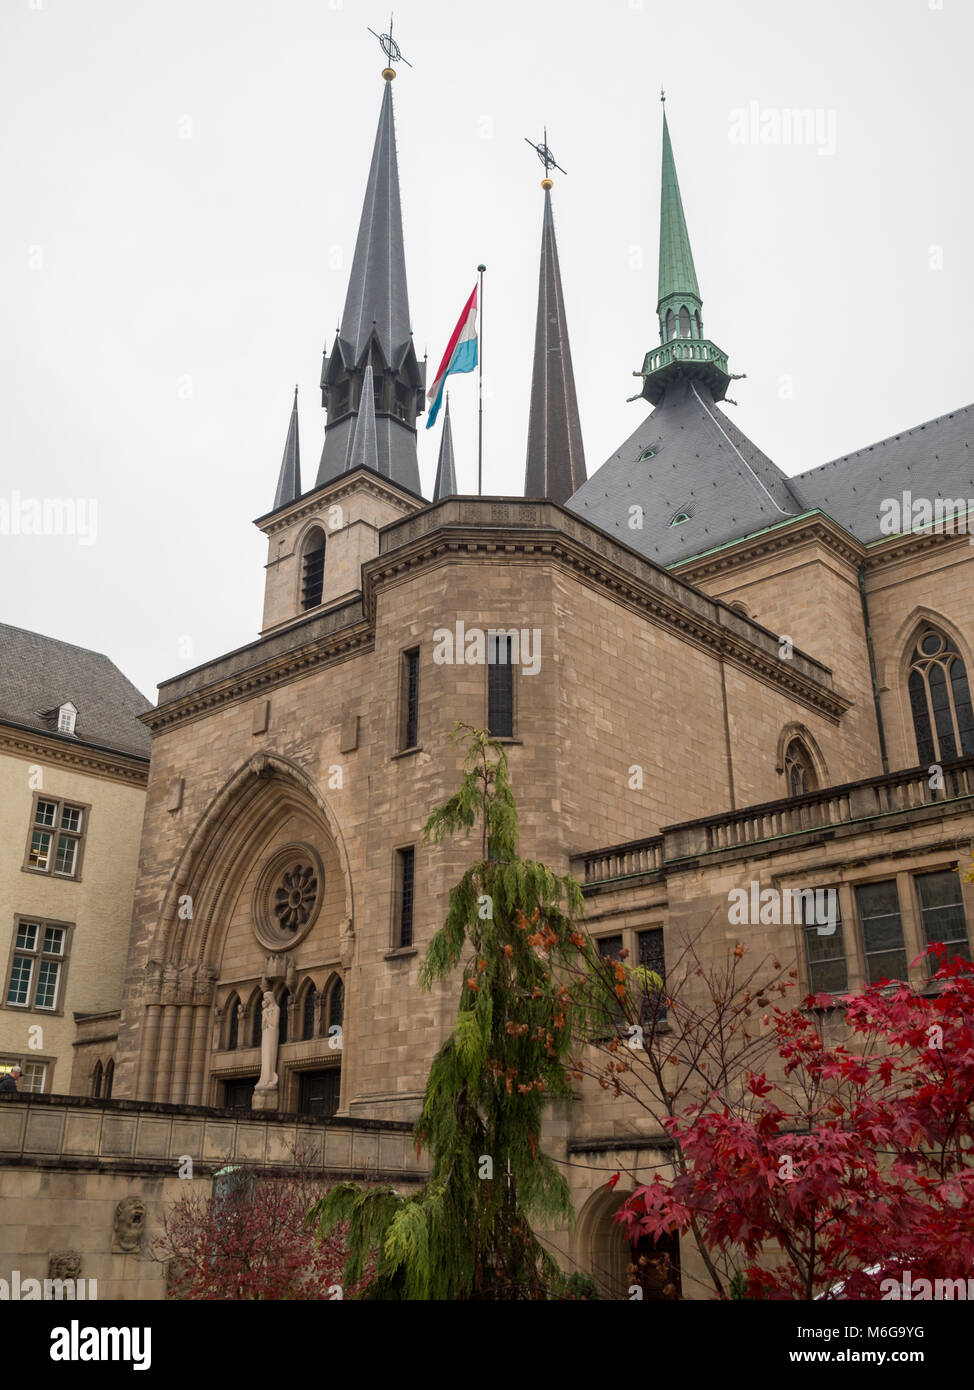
[{"xmin": 798, "ymin": 400, "xmax": 974, "ymax": 479}]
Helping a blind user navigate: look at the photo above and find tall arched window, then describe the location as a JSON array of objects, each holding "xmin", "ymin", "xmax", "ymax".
[
  {"xmin": 328, "ymin": 977, "xmax": 344, "ymax": 1033},
  {"xmin": 665, "ymin": 309, "xmax": 675, "ymax": 342},
  {"xmin": 225, "ymin": 992, "xmax": 240, "ymax": 1051},
  {"xmin": 301, "ymin": 528, "xmax": 326, "ymax": 611},
  {"xmin": 91, "ymin": 1060, "xmax": 102, "ymax": 1099},
  {"xmin": 104, "ymin": 1059, "xmax": 114, "ymax": 1100},
  {"xmin": 785, "ymin": 739, "xmax": 817, "ymax": 797},
  {"xmin": 678, "ymin": 306, "xmax": 691, "ymax": 338},
  {"xmin": 908, "ymin": 628, "xmax": 974, "ymax": 764},
  {"xmin": 694, "ymin": 310, "xmax": 702, "ymax": 339},
  {"xmin": 301, "ymin": 984, "xmax": 317, "ymax": 1041},
  {"xmin": 249, "ymin": 992, "xmax": 263, "ymax": 1049},
  {"xmin": 277, "ymin": 989, "xmax": 291, "ymax": 1046}
]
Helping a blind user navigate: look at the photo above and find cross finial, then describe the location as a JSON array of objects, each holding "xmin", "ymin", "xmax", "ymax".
[
  {"xmin": 524, "ymin": 127, "xmax": 567, "ymax": 188},
  {"xmin": 369, "ymin": 12, "xmax": 413, "ymax": 76},
  {"xmin": 660, "ymin": 87, "xmax": 666, "ymax": 105}
]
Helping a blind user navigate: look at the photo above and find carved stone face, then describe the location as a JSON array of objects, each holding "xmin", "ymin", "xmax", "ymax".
[
  {"xmin": 49, "ymin": 1252, "xmax": 82, "ymax": 1281},
  {"xmin": 112, "ymin": 1197, "xmax": 146, "ymax": 1252}
]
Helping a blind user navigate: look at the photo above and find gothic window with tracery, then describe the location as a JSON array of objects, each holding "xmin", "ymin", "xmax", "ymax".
[
  {"xmin": 784, "ymin": 739, "xmax": 817, "ymax": 797},
  {"xmin": 908, "ymin": 628, "xmax": 974, "ymax": 764}
]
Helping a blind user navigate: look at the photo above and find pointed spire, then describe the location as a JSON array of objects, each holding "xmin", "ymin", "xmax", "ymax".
[
  {"xmin": 337, "ymin": 77, "xmax": 411, "ymax": 371},
  {"xmin": 346, "ymin": 365, "xmax": 379, "ymax": 473},
  {"xmin": 658, "ymin": 108, "xmax": 701, "ymax": 314},
  {"xmin": 433, "ymin": 396, "xmax": 457, "ymax": 502},
  {"xmin": 524, "ymin": 184, "xmax": 586, "ymax": 504},
  {"xmin": 316, "ymin": 74, "xmax": 425, "ymax": 496},
  {"xmin": 272, "ymin": 386, "xmax": 301, "ymax": 510},
  {"xmin": 635, "ymin": 103, "xmax": 733, "ymax": 407}
]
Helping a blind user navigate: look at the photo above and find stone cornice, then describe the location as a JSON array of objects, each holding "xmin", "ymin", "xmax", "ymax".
[
  {"xmin": 143, "ymin": 618, "xmax": 374, "ymax": 734},
  {"xmin": 366, "ymin": 506, "xmax": 850, "ymax": 723},
  {"xmin": 255, "ymin": 469, "xmax": 422, "ymax": 539},
  {"xmin": 670, "ymin": 513, "xmax": 865, "ymax": 584},
  {"xmin": 0, "ymin": 723, "xmax": 148, "ymax": 788},
  {"xmin": 863, "ymin": 527, "xmax": 973, "ymax": 572}
]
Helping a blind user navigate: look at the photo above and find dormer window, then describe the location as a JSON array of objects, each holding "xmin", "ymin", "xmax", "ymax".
[
  {"xmin": 57, "ymin": 703, "xmax": 77, "ymax": 736},
  {"xmin": 669, "ymin": 510, "xmax": 692, "ymax": 527}
]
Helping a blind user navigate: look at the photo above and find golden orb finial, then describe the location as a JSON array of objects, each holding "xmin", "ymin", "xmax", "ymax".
[
  {"xmin": 541, "ymin": 177, "xmax": 553, "ymax": 190},
  {"xmin": 382, "ymin": 66, "xmax": 396, "ymax": 81}
]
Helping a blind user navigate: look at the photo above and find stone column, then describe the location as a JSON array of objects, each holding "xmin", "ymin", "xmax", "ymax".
[
  {"xmin": 135, "ymin": 962, "xmax": 164, "ymax": 1101},
  {"xmin": 186, "ymin": 967, "xmax": 216, "ymax": 1107},
  {"xmin": 152, "ymin": 966, "xmax": 180, "ymax": 1102}
]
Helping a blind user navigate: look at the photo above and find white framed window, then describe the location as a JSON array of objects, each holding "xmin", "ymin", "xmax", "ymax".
[
  {"xmin": 4, "ymin": 918, "xmax": 71, "ymax": 1013},
  {"xmin": 57, "ymin": 702, "xmax": 78, "ymax": 735},
  {"xmin": 24, "ymin": 795, "xmax": 88, "ymax": 879}
]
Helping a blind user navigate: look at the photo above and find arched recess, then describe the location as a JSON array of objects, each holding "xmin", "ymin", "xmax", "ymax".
[
  {"xmin": 884, "ymin": 608, "xmax": 974, "ymax": 767},
  {"xmin": 572, "ymin": 1184, "xmax": 682, "ymax": 1300},
  {"xmin": 150, "ymin": 753, "xmax": 354, "ymax": 976},
  {"xmin": 323, "ymin": 972, "xmax": 344, "ymax": 1037},
  {"xmin": 775, "ymin": 723, "xmax": 829, "ymax": 792},
  {"xmin": 91, "ymin": 1060, "xmax": 103, "ymax": 1099}
]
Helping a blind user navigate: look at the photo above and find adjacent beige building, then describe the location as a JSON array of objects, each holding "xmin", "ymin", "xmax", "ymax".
[{"xmin": 0, "ymin": 624, "xmax": 149, "ymax": 1098}]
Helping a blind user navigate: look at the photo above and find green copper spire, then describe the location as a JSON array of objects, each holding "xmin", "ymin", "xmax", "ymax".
[
  {"xmin": 658, "ymin": 108, "xmax": 700, "ymax": 311},
  {"xmin": 635, "ymin": 100, "xmax": 734, "ymax": 408}
]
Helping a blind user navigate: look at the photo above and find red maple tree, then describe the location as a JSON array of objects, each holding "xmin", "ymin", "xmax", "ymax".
[
  {"xmin": 153, "ymin": 1153, "xmax": 371, "ymax": 1300},
  {"xmin": 615, "ymin": 946, "xmax": 974, "ymax": 1299}
]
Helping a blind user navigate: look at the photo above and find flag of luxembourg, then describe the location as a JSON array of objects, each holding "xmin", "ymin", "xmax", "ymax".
[{"xmin": 426, "ymin": 285, "xmax": 478, "ymax": 429}]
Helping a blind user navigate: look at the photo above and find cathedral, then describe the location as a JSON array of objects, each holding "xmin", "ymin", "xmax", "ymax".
[{"xmin": 6, "ymin": 53, "xmax": 973, "ymax": 1301}]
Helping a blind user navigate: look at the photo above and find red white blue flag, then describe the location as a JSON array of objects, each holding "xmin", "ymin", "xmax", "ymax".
[{"xmin": 426, "ymin": 285, "xmax": 478, "ymax": 429}]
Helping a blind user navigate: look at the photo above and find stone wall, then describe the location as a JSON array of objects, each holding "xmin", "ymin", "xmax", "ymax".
[{"xmin": 0, "ymin": 1094, "xmax": 426, "ymax": 1300}]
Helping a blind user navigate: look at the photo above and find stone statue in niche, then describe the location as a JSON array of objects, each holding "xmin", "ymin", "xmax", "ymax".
[
  {"xmin": 112, "ymin": 1197, "xmax": 147, "ymax": 1253},
  {"xmin": 252, "ymin": 990, "xmax": 280, "ymax": 1111}
]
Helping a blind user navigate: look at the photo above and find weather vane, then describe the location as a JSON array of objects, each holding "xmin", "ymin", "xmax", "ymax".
[
  {"xmin": 368, "ymin": 13, "xmax": 413, "ymax": 70},
  {"xmin": 524, "ymin": 127, "xmax": 567, "ymax": 184}
]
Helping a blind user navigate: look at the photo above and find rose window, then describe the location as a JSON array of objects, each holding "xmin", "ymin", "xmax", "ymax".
[{"xmin": 274, "ymin": 865, "xmax": 318, "ymax": 933}]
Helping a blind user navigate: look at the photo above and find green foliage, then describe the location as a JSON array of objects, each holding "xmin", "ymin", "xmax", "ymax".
[{"xmin": 310, "ymin": 723, "xmax": 601, "ymax": 1299}]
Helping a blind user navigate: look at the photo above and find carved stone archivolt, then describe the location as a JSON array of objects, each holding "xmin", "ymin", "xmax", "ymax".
[{"xmin": 253, "ymin": 842, "xmax": 325, "ymax": 950}]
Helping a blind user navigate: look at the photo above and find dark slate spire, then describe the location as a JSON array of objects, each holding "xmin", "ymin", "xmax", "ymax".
[
  {"xmin": 636, "ymin": 103, "xmax": 733, "ymax": 408},
  {"xmin": 433, "ymin": 395, "xmax": 457, "ymax": 501},
  {"xmin": 338, "ymin": 80, "xmax": 411, "ymax": 369},
  {"xmin": 523, "ymin": 182, "xmax": 586, "ymax": 503},
  {"xmin": 317, "ymin": 72, "xmax": 425, "ymax": 496},
  {"xmin": 273, "ymin": 386, "xmax": 301, "ymax": 510},
  {"xmin": 346, "ymin": 365, "xmax": 379, "ymax": 473}
]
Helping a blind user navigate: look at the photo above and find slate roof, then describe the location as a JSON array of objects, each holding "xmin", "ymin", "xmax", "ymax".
[
  {"xmin": 524, "ymin": 187, "xmax": 587, "ymax": 503},
  {"xmin": 567, "ymin": 379, "xmax": 803, "ymax": 563},
  {"xmin": 793, "ymin": 402, "xmax": 974, "ymax": 543},
  {"xmin": 0, "ymin": 623, "xmax": 152, "ymax": 760}
]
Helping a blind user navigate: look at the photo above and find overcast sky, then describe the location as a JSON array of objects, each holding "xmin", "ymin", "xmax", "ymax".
[{"xmin": 2, "ymin": 0, "xmax": 971, "ymax": 702}]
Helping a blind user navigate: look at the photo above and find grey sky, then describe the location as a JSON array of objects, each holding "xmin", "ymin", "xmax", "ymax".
[{"xmin": 2, "ymin": 0, "xmax": 970, "ymax": 701}]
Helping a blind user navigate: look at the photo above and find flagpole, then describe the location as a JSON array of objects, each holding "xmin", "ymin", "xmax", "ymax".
[{"xmin": 477, "ymin": 264, "xmax": 486, "ymax": 496}]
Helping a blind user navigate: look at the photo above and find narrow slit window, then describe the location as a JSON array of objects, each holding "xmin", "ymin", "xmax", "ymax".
[
  {"xmin": 396, "ymin": 848, "xmax": 415, "ymax": 949},
  {"xmin": 487, "ymin": 634, "xmax": 514, "ymax": 739}
]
